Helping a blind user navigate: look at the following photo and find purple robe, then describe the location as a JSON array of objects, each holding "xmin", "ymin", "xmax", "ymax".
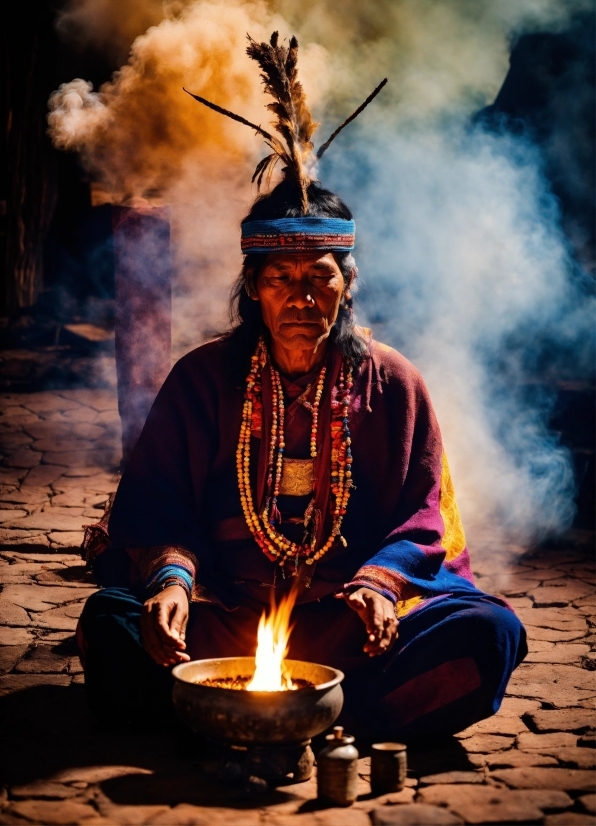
[{"xmin": 107, "ymin": 333, "xmax": 478, "ymax": 619}]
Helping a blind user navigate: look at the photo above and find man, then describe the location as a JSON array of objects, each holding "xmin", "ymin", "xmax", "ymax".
[{"xmin": 79, "ymin": 34, "xmax": 526, "ymax": 738}]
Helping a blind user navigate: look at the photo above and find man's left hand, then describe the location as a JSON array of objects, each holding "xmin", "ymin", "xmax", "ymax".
[{"xmin": 340, "ymin": 587, "xmax": 398, "ymax": 656}]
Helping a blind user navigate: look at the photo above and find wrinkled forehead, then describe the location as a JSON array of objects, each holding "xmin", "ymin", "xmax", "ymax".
[{"xmin": 261, "ymin": 251, "xmax": 340, "ymax": 271}]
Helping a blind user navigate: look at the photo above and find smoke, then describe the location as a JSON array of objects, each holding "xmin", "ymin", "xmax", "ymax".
[
  {"xmin": 48, "ymin": 0, "xmax": 594, "ymax": 547},
  {"xmin": 324, "ymin": 126, "xmax": 590, "ymax": 546}
]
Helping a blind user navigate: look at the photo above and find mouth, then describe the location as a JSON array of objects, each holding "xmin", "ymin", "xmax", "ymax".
[{"xmin": 280, "ymin": 321, "xmax": 321, "ymax": 328}]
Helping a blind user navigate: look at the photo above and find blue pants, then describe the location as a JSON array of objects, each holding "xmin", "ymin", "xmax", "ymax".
[{"xmin": 79, "ymin": 588, "xmax": 526, "ymax": 741}]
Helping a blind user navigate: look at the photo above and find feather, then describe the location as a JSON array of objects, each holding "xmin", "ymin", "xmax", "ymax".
[
  {"xmin": 246, "ymin": 32, "xmax": 319, "ymax": 212},
  {"xmin": 184, "ymin": 34, "xmax": 385, "ymax": 208},
  {"xmin": 316, "ymin": 78, "xmax": 388, "ymax": 159},
  {"xmin": 182, "ymin": 88, "xmax": 285, "ymax": 153}
]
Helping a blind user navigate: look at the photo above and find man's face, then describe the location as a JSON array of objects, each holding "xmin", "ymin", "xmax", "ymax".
[{"xmin": 254, "ymin": 252, "xmax": 348, "ymax": 354}]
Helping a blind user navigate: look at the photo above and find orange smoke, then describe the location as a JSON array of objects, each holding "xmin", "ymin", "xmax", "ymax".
[{"xmin": 49, "ymin": 0, "xmax": 329, "ymax": 201}]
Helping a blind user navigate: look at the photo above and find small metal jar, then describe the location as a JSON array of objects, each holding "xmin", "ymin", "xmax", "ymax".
[
  {"xmin": 370, "ymin": 742, "xmax": 407, "ymax": 795},
  {"xmin": 317, "ymin": 726, "xmax": 359, "ymax": 806}
]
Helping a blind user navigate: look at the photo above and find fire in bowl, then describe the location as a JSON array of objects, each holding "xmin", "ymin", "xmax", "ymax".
[{"xmin": 172, "ymin": 656, "xmax": 344, "ymax": 745}]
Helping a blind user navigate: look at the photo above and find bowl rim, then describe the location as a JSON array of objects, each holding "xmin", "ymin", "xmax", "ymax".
[{"xmin": 172, "ymin": 656, "xmax": 345, "ymax": 693}]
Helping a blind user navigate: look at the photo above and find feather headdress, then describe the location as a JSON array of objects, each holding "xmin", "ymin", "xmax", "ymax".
[{"xmin": 184, "ymin": 32, "xmax": 387, "ymax": 215}]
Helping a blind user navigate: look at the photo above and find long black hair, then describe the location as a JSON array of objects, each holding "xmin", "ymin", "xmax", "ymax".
[{"xmin": 227, "ymin": 178, "xmax": 367, "ymax": 381}]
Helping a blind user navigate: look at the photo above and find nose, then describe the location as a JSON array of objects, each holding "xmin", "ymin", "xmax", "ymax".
[{"xmin": 288, "ymin": 280, "xmax": 315, "ymax": 309}]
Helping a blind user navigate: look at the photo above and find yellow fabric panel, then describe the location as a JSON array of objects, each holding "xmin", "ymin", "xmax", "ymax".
[
  {"xmin": 395, "ymin": 595, "xmax": 425, "ymax": 619},
  {"xmin": 439, "ymin": 452, "xmax": 467, "ymax": 562}
]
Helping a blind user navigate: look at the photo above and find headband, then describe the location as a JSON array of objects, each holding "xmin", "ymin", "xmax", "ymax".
[{"xmin": 241, "ymin": 218, "xmax": 355, "ymax": 255}]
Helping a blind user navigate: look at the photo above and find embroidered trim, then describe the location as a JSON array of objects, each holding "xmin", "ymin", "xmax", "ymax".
[
  {"xmin": 241, "ymin": 218, "xmax": 355, "ymax": 254},
  {"xmin": 348, "ymin": 564, "xmax": 427, "ymax": 607},
  {"xmin": 127, "ymin": 545, "xmax": 198, "ymax": 599}
]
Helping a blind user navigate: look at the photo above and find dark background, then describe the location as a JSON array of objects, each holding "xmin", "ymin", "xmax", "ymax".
[{"xmin": 1, "ymin": 3, "xmax": 594, "ymax": 531}]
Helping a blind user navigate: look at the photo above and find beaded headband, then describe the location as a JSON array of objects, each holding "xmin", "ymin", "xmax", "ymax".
[{"xmin": 241, "ymin": 217, "xmax": 355, "ymax": 254}]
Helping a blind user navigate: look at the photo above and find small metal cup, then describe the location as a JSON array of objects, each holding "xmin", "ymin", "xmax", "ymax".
[{"xmin": 370, "ymin": 742, "xmax": 407, "ymax": 795}]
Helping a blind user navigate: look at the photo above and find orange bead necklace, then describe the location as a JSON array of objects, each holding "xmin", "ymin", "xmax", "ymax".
[{"xmin": 236, "ymin": 338, "xmax": 354, "ymax": 566}]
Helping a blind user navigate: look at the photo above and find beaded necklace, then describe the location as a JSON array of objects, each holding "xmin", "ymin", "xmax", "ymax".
[{"xmin": 237, "ymin": 337, "xmax": 354, "ymax": 567}]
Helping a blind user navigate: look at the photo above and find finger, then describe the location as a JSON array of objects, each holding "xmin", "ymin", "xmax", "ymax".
[
  {"xmin": 155, "ymin": 600, "xmax": 182, "ymax": 647},
  {"xmin": 142, "ymin": 604, "xmax": 178, "ymax": 665},
  {"xmin": 345, "ymin": 591, "xmax": 367, "ymax": 613},
  {"xmin": 378, "ymin": 614, "xmax": 397, "ymax": 651},
  {"xmin": 142, "ymin": 611, "xmax": 171, "ymax": 665},
  {"xmin": 364, "ymin": 597, "xmax": 385, "ymax": 640},
  {"xmin": 170, "ymin": 602, "xmax": 188, "ymax": 648},
  {"xmin": 366, "ymin": 614, "xmax": 398, "ymax": 656},
  {"xmin": 362, "ymin": 601, "xmax": 391, "ymax": 654}
]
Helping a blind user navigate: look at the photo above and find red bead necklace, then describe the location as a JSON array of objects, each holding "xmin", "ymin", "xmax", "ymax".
[{"xmin": 236, "ymin": 338, "xmax": 354, "ymax": 566}]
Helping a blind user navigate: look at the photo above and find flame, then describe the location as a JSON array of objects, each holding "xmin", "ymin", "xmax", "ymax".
[{"xmin": 246, "ymin": 588, "xmax": 297, "ymax": 692}]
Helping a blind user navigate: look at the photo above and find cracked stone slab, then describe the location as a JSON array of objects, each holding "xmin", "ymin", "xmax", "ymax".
[
  {"xmin": 56, "ymin": 389, "xmax": 117, "ymax": 411},
  {"xmin": 2, "ymin": 585, "xmax": 93, "ymax": 612},
  {"xmin": 52, "ymin": 474, "xmax": 115, "ymax": 492},
  {"xmin": 417, "ymin": 784, "xmax": 569, "ymax": 824},
  {"xmin": 506, "ymin": 663, "xmax": 596, "ymax": 706},
  {"xmin": 10, "ymin": 782, "xmax": 80, "ymax": 800},
  {"xmin": 0, "ymin": 561, "xmax": 64, "ymax": 574},
  {"xmin": 490, "ymin": 766, "xmax": 596, "ymax": 791},
  {"xmin": 531, "ymin": 583, "xmax": 596, "ymax": 606},
  {"xmin": 93, "ymin": 803, "xmax": 170, "ymax": 825},
  {"xmin": 0, "ymin": 599, "xmax": 31, "ymax": 626},
  {"xmin": 498, "ymin": 698, "xmax": 541, "ymax": 716},
  {"xmin": 515, "ymin": 608, "xmax": 589, "ymax": 632},
  {"xmin": 526, "ymin": 709, "xmax": 596, "ymax": 733},
  {"xmin": 21, "ymin": 396, "xmax": 83, "ymax": 413},
  {"xmin": 459, "ymin": 715, "xmax": 529, "ymax": 737},
  {"xmin": 578, "ymin": 793, "xmax": 596, "ymax": 814},
  {"xmin": 455, "ymin": 733, "xmax": 515, "ymax": 752},
  {"xmin": 507, "ymin": 682, "xmax": 596, "ymax": 707},
  {"xmin": 34, "ymin": 569, "xmax": 96, "ymax": 587},
  {"xmin": 43, "ymin": 449, "xmax": 117, "ymax": 468},
  {"xmin": 0, "ymin": 528, "xmax": 47, "ymax": 542},
  {"xmin": 526, "ymin": 626, "xmax": 588, "ymax": 642},
  {"xmin": 0, "ymin": 645, "xmax": 29, "ymax": 674},
  {"xmin": 512, "ymin": 663, "xmax": 596, "ymax": 690},
  {"xmin": 4, "ymin": 513, "xmax": 86, "ymax": 532},
  {"xmin": 1, "ymin": 551, "xmax": 81, "ymax": 563},
  {"xmin": 544, "ymin": 814, "xmax": 596, "ymax": 825},
  {"xmin": 0, "ymin": 469, "xmax": 29, "ymax": 488},
  {"xmin": 371, "ymin": 805, "xmax": 463, "ymax": 825},
  {"xmin": 485, "ymin": 751, "xmax": 559, "ymax": 769},
  {"xmin": 33, "ymin": 439, "xmax": 105, "ymax": 453},
  {"xmin": 53, "ymin": 765, "xmax": 153, "ymax": 784},
  {"xmin": 33, "ymin": 603, "xmax": 86, "ymax": 631},
  {"xmin": 23, "ymin": 465, "xmax": 70, "ymax": 487},
  {"xmin": 0, "ymin": 509, "xmax": 28, "ymax": 521},
  {"xmin": 525, "ymin": 644, "xmax": 591, "ymax": 663},
  {"xmin": 15, "ymin": 646, "xmax": 70, "ymax": 674},
  {"xmin": 148, "ymin": 805, "xmax": 262, "ymax": 826},
  {"xmin": 5, "ymin": 799, "xmax": 98, "ymax": 824},
  {"xmin": 552, "ymin": 748, "xmax": 596, "ymax": 769},
  {"xmin": 517, "ymin": 732, "xmax": 578, "ymax": 750},
  {"xmin": 0, "ymin": 489, "xmax": 51, "ymax": 505},
  {"xmin": 48, "ymin": 531, "xmax": 85, "ymax": 547},
  {"xmin": 0, "ymin": 673, "xmax": 71, "ymax": 696},
  {"xmin": 41, "ymin": 505, "xmax": 86, "ymax": 517},
  {"xmin": 51, "ymin": 493, "xmax": 89, "ymax": 507},
  {"xmin": 419, "ymin": 771, "xmax": 484, "ymax": 786},
  {"xmin": 4, "ymin": 449, "xmax": 42, "ymax": 469},
  {"xmin": 0, "ymin": 627, "xmax": 35, "ymax": 645}
]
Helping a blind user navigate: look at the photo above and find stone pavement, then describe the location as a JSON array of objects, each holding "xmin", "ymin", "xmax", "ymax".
[{"xmin": 0, "ymin": 388, "xmax": 594, "ymax": 826}]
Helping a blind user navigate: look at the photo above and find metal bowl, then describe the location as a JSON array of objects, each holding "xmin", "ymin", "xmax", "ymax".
[{"xmin": 172, "ymin": 657, "xmax": 344, "ymax": 745}]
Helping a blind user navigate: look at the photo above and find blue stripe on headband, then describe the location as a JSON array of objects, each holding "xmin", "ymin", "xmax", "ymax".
[{"xmin": 241, "ymin": 217, "xmax": 355, "ymax": 254}]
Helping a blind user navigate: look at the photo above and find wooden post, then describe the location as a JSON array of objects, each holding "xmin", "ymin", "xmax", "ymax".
[{"xmin": 112, "ymin": 206, "xmax": 172, "ymax": 465}]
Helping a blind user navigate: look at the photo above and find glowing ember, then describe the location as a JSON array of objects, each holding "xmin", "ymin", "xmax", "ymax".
[
  {"xmin": 246, "ymin": 589, "xmax": 297, "ymax": 692},
  {"xmin": 197, "ymin": 675, "xmax": 313, "ymax": 690}
]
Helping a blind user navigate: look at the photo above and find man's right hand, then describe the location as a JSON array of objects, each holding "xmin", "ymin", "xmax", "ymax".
[{"xmin": 141, "ymin": 584, "xmax": 191, "ymax": 667}]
